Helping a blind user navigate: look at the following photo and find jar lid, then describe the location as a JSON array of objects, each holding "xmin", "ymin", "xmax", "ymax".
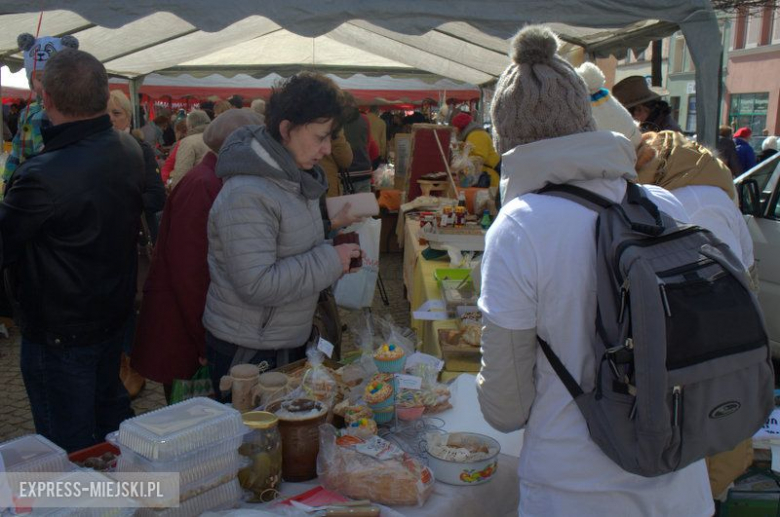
[
  {"xmin": 243, "ymin": 411, "xmax": 278, "ymax": 429},
  {"xmin": 230, "ymin": 363, "xmax": 259, "ymax": 380}
]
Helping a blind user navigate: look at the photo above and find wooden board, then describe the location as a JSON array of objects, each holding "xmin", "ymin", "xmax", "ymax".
[{"xmin": 406, "ymin": 123, "xmax": 454, "ymax": 202}]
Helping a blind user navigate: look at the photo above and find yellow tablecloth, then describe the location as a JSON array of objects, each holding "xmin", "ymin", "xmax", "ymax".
[{"xmin": 403, "ymin": 216, "xmax": 481, "ymax": 379}]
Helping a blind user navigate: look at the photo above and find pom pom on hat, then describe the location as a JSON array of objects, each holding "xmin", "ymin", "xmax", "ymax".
[
  {"xmin": 511, "ymin": 25, "xmax": 559, "ymax": 65},
  {"xmin": 575, "ymin": 62, "xmax": 642, "ymax": 150},
  {"xmin": 491, "ymin": 24, "xmax": 596, "ymax": 153},
  {"xmin": 577, "ymin": 62, "xmax": 605, "ymax": 94}
]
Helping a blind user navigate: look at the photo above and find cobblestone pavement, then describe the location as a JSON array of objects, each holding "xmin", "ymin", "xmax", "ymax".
[{"xmin": 0, "ymin": 251, "xmax": 409, "ymax": 443}]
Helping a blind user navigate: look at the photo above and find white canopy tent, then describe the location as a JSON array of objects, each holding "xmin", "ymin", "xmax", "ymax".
[{"xmin": 0, "ymin": 1, "xmax": 722, "ymax": 145}]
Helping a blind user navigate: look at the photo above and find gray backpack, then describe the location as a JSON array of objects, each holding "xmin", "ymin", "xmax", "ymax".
[{"xmin": 538, "ymin": 182, "xmax": 774, "ymax": 477}]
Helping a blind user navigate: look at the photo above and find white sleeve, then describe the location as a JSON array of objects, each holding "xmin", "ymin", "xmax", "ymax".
[{"xmin": 478, "ymin": 210, "xmax": 538, "ymax": 330}]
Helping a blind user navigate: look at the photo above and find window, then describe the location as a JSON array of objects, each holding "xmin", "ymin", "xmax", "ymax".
[
  {"xmin": 746, "ymin": 12, "xmax": 762, "ymax": 48},
  {"xmin": 672, "ymin": 37, "xmax": 685, "ymax": 72},
  {"xmin": 686, "ymin": 95, "xmax": 697, "ymax": 134},
  {"xmin": 772, "ymin": 7, "xmax": 780, "ymax": 44},
  {"xmin": 729, "ymin": 93, "xmax": 770, "ymax": 137},
  {"xmin": 669, "ymin": 96, "xmax": 681, "ymax": 123}
]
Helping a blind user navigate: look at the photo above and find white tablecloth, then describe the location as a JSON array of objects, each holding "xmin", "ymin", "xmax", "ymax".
[{"xmin": 230, "ymin": 374, "xmax": 522, "ymax": 516}]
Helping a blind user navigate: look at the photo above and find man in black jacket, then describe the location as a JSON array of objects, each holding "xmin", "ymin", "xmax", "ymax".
[{"xmin": 0, "ymin": 49, "xmax": 144, "ymax": 452}]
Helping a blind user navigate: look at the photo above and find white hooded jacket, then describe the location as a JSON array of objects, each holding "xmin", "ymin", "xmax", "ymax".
[{"xmin": 478, "ymin": 130, "xmax": 713, "ymax": 517}]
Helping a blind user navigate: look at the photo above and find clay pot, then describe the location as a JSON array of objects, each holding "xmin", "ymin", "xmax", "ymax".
[{"xmin": 266, "ymin": 398, "xmax": 328, "ymax": 482}]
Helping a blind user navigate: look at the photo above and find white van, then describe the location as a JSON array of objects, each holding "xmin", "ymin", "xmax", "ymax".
[{"xmin": 736, "ymin": 153, "xmax": 780, "ymax": 356}]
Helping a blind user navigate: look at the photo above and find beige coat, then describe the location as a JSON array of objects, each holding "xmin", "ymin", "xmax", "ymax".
[
  {"xmin": 366, "ymin": 112, "xmax": 387, "ymax": 161},
  {"xmin": 170, "ymin": 126, "xmax": 210, "ymax": 188}
]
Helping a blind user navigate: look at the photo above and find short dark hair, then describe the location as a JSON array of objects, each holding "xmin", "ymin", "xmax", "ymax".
[
  {"xmin": 266, "ymin": 72, "xmax": 344, "ymax": 142},
  {"xmin": 42, "ymin": 49, "xmax": 108, "ymax": 118}
]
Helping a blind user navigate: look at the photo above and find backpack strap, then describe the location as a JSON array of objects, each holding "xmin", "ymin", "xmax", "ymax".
[
  {"xmin": 537, "ymin": 183, "xmax": 613, "ymax": 212},
  {"xmin": 537, "ymin": 336, "xmax": 584, "ymax": 399}
]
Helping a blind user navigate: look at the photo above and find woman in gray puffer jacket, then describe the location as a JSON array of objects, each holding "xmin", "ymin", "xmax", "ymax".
[{"xmin": 203, "ymin": 73, "xmax": 362, "ymax": 397}]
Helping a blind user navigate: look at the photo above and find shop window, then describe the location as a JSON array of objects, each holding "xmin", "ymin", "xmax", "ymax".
[
  {"xmin": 729, "ymin": 93, "xmax": 769, "ymax": 136},
  {"xmin": 685, "ymin": 95, "xmax": 697, "ymax": 134}
]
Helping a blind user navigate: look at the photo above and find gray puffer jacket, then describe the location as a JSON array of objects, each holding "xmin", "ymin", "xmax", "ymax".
[{"xmin": 203, "ymin": 125, "xmax": 343, "ymax": 349}]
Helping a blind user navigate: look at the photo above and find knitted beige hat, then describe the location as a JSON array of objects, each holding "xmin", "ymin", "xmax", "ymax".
[{"xmin": 491, "ymin": 25, "xmax": 596, "ymax": 154}]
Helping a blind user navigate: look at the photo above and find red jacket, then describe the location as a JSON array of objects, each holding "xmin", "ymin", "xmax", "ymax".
[{"xmin": 131, "ymin": 152, "xmax": 221, "ymax": 384}]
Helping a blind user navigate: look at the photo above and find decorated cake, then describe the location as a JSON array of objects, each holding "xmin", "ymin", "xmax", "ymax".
[{"xmin": 373, "ymin": 343, "xmax": 406, "ymax": 373}]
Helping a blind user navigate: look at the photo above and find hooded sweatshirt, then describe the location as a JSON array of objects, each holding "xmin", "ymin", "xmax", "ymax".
[{"xmin": 203, "ymin": 125, "xmax": 343, "ymax": 349}]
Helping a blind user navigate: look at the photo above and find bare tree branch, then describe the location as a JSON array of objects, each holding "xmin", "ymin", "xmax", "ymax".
[{"xmin": 712, "ymin": 0, "xmax": 778, "ymax": 12}]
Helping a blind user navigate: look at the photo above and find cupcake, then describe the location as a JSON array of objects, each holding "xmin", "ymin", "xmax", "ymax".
[
  {"xmin": 343, "ymin": 405, "xmax": 374, "ymax": 424},
  {"xmin": 344, "ymin": 418, "xmax": 378, "ymax": 439},
  {"xmin": 373, "ymin": 343, "xmax": 406, "ymax": 373},
  {"xmin": 364, "ymin": 374, "xmax": 395, "ymax": 410}
]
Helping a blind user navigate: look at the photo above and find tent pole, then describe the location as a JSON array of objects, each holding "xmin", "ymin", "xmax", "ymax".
[{"xmin": 129, "ymin": 76, "xmax": 146, "ymax": 129}]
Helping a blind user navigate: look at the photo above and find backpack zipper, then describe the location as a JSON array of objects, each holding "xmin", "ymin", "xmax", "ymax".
[
  {"xmin": 656, "ymin": 277, "xmax": 672, "ymax": 317},
  {"xmin": 672, "ymin": 385, "xmax": 682, "ymax": 427},
  {"xmin": 657, "ymin": 257, "xmax": 715, "ymax": 278}
]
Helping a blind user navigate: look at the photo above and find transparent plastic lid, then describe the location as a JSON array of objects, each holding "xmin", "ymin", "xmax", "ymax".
[
  {"xmin": 135, "ymin": 479, "xmax": 243, "ymax": 517},
  {"xmin": 118, "ymin": 397, "xmax": 245, "ymax": 461},
  {"xmin": 0, "ymin": 434, "xmax": 70, "ymax": 473}
]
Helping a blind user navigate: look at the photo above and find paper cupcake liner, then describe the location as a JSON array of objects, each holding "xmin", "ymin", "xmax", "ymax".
[
  {"xmin": 372, "ymin": 407, "xmax": 395, "ymax": 424},
  {"xmin": 374, "ymin": 356, "xmax": 406, "ymax": 373}
]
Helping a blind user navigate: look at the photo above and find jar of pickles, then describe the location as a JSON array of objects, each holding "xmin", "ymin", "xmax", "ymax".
[{"xmin": 238, "ymin": 411, "xmax": 282, "ymax": 503}]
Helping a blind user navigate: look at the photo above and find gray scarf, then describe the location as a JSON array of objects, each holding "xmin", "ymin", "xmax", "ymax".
[{"xmin": 216, "ymin": 125, "xmax": 328, "ymax": 200}]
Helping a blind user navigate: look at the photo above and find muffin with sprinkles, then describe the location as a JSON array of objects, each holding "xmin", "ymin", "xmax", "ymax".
[{"xmin": 373, "ymin": 343, "xmax": 406, "ymax": 373}]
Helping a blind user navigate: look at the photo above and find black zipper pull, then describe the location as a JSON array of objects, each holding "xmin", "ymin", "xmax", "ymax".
[{"xmin": 629, "ymin": 398, "xmax": 638, "ymax": 420}]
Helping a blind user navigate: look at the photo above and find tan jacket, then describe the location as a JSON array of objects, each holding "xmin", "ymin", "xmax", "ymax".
[
  {"xmin": 366, "ymin": 112, "xmax": 387, "ymax": 161},
  {"xmin": 170, "ymin": 126, "xmax": 210, "ymax": 188},
  {"xmin": 320, "ymin": 129, "xmax": 353, "ymax": 197}
]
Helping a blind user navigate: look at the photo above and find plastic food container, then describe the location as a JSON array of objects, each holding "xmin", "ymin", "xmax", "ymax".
[
  {"xmin": 118, "ymin": 397, "xmax": 245, "ymax": 461},
  {"xmin": 425, "ymin": 432, "xmax": 500, "ymax": 486},
  {"xmin": 0, "ymin": 434, "xmax": 72, "ymax": 473},
  {"xmin": 116, "ymin": 436, "xmax": 246, "ymax": 498},
  {"xmin": 135, "ymin": 479, "xmax": 243, "ymax": 517}
]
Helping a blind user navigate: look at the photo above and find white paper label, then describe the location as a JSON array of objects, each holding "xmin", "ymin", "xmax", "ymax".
[
  {"xmin": 317, "ymin": 337, "xmax": 334, "ymax": 358},
  {"xmin": 349, "ymin": 435, "xmax": 404, "ymax": 461},
  {"xmin": 405, "ymin": 352, "xmax": 445, "ymax": 372},
  {"xmin": 395, "ymin": 374, "xmax": 423, "ymax": 390}
]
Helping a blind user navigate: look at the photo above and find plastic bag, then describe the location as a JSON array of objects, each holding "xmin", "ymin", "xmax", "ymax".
[
  {"xmin": 296, "ymin": 347, "xmax": 339, "ymax": 410},
  {"xmin": 169, "ymin": 365, "xmax": 214, "ymax": 404},
  {"xmin": 317, "ymin": 424, "xmax": 435, "ymax": 506},
  {"xmin": 333, "ymin": 218, "xmax": 381, "ymax": 310}
]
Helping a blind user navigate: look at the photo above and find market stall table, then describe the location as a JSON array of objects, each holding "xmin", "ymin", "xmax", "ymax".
[
  {"xmin": 248, "ymin": 374, "xmax": 522, "ymax": 517},
  {"xmin": 403, "ymin": 216, "xmax": 482, "ymax": 380}
]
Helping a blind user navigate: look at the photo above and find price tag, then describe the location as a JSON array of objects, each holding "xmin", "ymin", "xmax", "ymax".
[
  {"xmin": 405, "ymin": 352, "xmax": 444, "ymax": 372},
  {"xmin": 317, "ymin": 337, "xmax": 334, "ymax": 358},
  {"xmin": 395, "ymin": 374, "xmax": 423, "ymax": 390}
]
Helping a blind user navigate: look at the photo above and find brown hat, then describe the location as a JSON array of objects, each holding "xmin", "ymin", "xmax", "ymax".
[{"xmin": 612, "ymin": 76, "xmax": 660, "ymax": 109}]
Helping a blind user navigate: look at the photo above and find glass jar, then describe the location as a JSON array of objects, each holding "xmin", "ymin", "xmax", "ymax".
[{"xmin": 238, "ymin": 411, "xmax": 282, "ymax": 503}]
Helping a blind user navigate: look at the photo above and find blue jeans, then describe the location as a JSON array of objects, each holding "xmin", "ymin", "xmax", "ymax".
[{"xmin": 20, "ymin": 326, "xmax": 134, "ymax": 453}]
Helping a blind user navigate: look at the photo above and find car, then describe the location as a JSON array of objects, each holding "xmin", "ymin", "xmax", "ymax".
[{"xmin": 735, "ymin": 152, "xmax": 780, "ymax": 357}]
